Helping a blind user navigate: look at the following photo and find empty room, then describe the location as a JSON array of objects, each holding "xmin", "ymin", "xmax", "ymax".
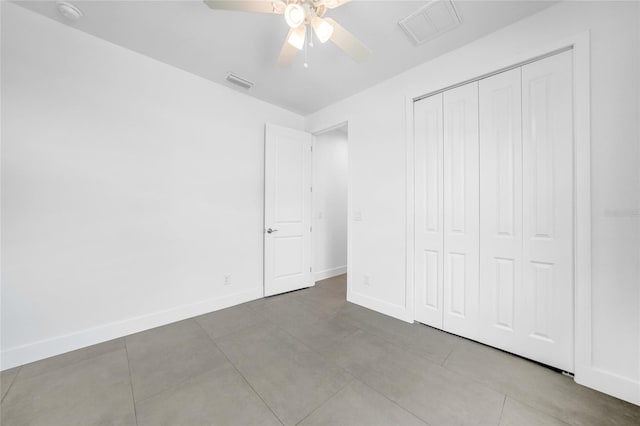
[{"xmin": 1, "ymin": 0, "xmax": 639, "ymax": 425}]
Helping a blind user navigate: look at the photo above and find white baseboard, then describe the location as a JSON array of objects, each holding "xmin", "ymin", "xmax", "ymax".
[
  {"xmin": 575, "ymin": 366, "xmax": 640, "ymax": 406},
  {"xmin": 314, "ymin": 265, "xmax": 347, "ymax": 282},
  {"xmin": 0, "ymin": 287, "xmax": 263, "ymax": 371},
  {"xmin": 347, "ymin": 289, "xmax": 413, "ymax": 323}
]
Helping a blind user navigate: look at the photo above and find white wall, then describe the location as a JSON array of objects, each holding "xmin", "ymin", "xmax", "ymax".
[
  {"xmin": 313, "ymin": 128, "xmax": 348, "ymax": 281},
  {"xmin": 0, "ymin": 3, "xmax": 303, "ymax": 369},
  {"xmin": 305, "ymin": 1, "xmax": 640, "ymax": 404}
]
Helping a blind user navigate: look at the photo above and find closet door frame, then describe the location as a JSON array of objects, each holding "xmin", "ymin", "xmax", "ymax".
[{"xmin": 405, "ymin": 32, "xmax": 592, "ymax": 392}]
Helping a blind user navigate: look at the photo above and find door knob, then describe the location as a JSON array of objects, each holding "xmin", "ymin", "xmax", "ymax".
[{"xmin": 266, "ymin": 228, "xmax": 278, "ymax": 234}]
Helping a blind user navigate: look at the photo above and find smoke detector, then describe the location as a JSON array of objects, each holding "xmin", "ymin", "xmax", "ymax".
[{"xmin": 56, "ymin": 2, "xmax": 83, "ymax": 22}]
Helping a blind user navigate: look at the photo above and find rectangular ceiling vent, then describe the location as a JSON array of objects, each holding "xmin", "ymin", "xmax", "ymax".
[
  {"xmin": 225, "ymin": 73, "xmax": 254, "ymax": 90},
  {"xmin": 399, "ymin": 0, "xmax": 461, "ymax": 45}
]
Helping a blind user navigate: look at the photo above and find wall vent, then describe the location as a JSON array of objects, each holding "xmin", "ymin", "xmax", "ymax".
[
  {"xmin": 399, "ymin": 0, "xmax": 461, "ymax": 45},
  {"xmin": 225, "ymin": 73, "xmax": 254, "ymax": 90}
]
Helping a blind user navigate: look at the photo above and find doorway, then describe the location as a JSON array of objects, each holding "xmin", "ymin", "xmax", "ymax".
[
  {"xmin": 263, "ymin": 122, "xmax": 349, "ymax": 298},
  {"xmin": 312, "ymin": 123, "xmax": 349, "ymax": 285}
]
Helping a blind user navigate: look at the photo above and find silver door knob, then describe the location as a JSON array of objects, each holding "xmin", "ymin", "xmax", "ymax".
[{"xmin": 266, "ymin": 228, "xmax": 278, "ymax": 234}]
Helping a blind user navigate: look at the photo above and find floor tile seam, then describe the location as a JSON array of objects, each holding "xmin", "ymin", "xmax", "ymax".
[
  {"xmin": 342, "ymin": 322, "xmax": 447, "ymax": 368},
  {"xmin": 437, "ymin": 357, "xmax": 524, "ymax": 403},
  {"xmin": 293, "ymin": 292, "xmax": 345, "ymax": 312},
  {"xmin": 9, "ymin": 340, "xmax": 124, "ymax": 385},
  {"xmin": 0, "ymin": 366, "xmax": 22, "ymax": 405},
  {"xmin": 224, "ymin": 298, "xmax": 532, "ymax": 422},
  {"xmin": 293, "ymin": 377, "xmax": 357, "ymax": 426},
  {"xmin": 210, "ymin": 343, "xmax": 286, "ymax": 426},
  {"xmin": 497, "ymin": 394, "xmax": 507, "ymax": 426},
  {"xmin": 131, "ymin": 342, "xmax": 226, "ymax": 404},
  {"xmin": 504, "ymin": 394, "xmax": 574, "ymax": 426},
  {"xmin": 439, "ymin": 366, "xmax": 579, "ymax": 426},
  {"xmin": 130, "ymin": 353, "xmax": 227, "ymax": 406},
  {"xmin": 123, "ymin": 338, "xmax": 139, "ymax": 426},
  {"xmin": 273, "ymin": 290, "xmax": 338, "ymax": 317},
  {"xmin": 192, "ymin": 318, "xmax": 285, "ymax": 426},
  {"xmin": 264, "ymin": 321, "xmax": 357, "ymax": 380},
  {"xmin": 439, "ymin": 347, "xmax": 455, "ymax": 366},
  {"xmin": 355, "ymin": 377, "xmax": 434, "ymax": 426},
  {"xmin": 348, "ymin": 340, "xmax": 510, "ymax": 422},
  {"xmin": 196, "ymin": 318, "xmax": 265, "ymax": 343}
]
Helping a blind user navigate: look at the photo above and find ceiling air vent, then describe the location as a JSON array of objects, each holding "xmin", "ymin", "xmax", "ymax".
[
  {"xmin": 225, "ymin": 73, "xmax": 254, "ymax": 90},
  {"xmin": 399, "ymin": 0, "xmax": 461, "ymax": 45}
]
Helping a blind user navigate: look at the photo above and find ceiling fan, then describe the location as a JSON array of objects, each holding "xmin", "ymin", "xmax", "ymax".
[{"xmin": 203, "ymin": 0, "xmax": 371, "ymax": 67}]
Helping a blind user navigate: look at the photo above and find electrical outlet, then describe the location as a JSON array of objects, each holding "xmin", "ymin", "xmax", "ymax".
[
  {"xmin": 353, "ymin": 210, "xmax": 363, "ymax": 222},
  {"xmin": 224, "ymin": 274, "xmax": 232, "ymax": 286},
  {"xmin": 363, "ymin": 274, "xmax": 370, "ymax": 286}
]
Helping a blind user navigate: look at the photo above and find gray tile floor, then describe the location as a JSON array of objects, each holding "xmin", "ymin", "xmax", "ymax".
[{"xmin": 1, "ymin": 274, "xmax": 639, "ymax": 426}]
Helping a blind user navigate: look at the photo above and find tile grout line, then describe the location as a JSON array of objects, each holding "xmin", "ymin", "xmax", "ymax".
[
  {"xmin": 356, "ymin": 378, "xmax": 434, "ymax": 426},
  {"xmin": 128, "ymin": 320, "xmax": 231, "ymax": 406},
  {"xmin": 497, "ymin": 394, "xmax": 506, "ymax": 426},
  {"xmin": 435, "ymin": 344, "xmax": 575, "ymax": 426},
  {"xmin": 440, "ymin": 346, "xmax": 455, "ymax": 366},
  {"xmin": 248, "ymin": 291, "xmax": 513, "ymax": 425},
  {"xmin": 194, "ymin": 316, "xmax": 265, "ymax": 343},
  {"xmin": 0, "ymin": 366, "xmax": 22, "ymax": 404},
  {"xmin": 2, "ymin": 342, "xmax": 124, "ymax": 384},
  {"xmin": 123, "ymin": 338, "xmax": 139, "ymax": 426},
  {"xmin": 198, "ymin": 299, "xmax": 358, "ymax": 426},
  {"xmin": 294, "ymin": 377, "xmax": 356, "ymax": 426},
  {"xmin": 249, "ymin": 301, "xmax": 431, "ymax": 425},
  {"xmin": 315, "ymin": 309, "xmax": 511, "ymax": 425},
  {"xmin": 505, "ymin": 395, "xmax": 574, "ymax": 426},
  {"xmin": 192, "ymin": 319, "xmax": 286, "ymax": 426}
]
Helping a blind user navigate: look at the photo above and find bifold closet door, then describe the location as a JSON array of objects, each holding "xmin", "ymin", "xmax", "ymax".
[
  {"xmin": 414, "ymin": 50, "xmax": 573, "ymax": 372},
  {"xmin": 478, "ymin": 51, "xmax": 574, "ymax": 371},
  {"xmin": 521, "ymin": 51, "xmax": 574, "ymax": 372},
  {"xmin": 442, "ymin": 82, "xmax": 480, "ymax": 339},
  {"xmin": 479, "ymin": 68, "xmax": 524, "ymax": 351},
  {"xmin": 414, "ymin": 93, "xmax": 444, "ymax": 328}
]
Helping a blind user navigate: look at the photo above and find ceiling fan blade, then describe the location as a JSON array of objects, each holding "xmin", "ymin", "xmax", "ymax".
[
  {"xmin": 278, "ymin": 29, "xmax": 300, "ymax": 67},
  {"xmin": 203, "ymin": 1, "xmax": 285, "ymax": 14},
  {"xmin": 324, "ymin": 17, "xmax": 371, "ymax": 63},
  {"xmin": 324, "ymin": 0, "xmax": 352, "ymax": 9}
]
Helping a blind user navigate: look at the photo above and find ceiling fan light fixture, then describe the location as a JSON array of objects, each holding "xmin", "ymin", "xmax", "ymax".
[
  {"xmin": 287, "ymin": 26, "xmax": 306, "ymax": 50},
  {"xmin": 284, "ymin": 3, "xmax": 305, "ymax": 28},
  {"xmin": 311, "ymin": 17, "xmax": 334, "ymax": 43}
]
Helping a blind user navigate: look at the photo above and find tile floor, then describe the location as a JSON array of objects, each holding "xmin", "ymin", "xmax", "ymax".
[{"xmin": 1, "ymin": 274, "xmax": 639, "ymax": 426}]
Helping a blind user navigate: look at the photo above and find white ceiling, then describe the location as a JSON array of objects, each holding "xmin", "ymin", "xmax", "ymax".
[{"xmin": 15, "ymin": 0, "xmax": 556, "ymax": 115}]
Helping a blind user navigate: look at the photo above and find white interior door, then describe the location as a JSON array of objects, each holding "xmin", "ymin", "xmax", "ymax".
[
  {"xmin": 442, "ymin": 82, "xmax": 480, "ymax": 339},
  {"xmin": 479, "ymin": 67, "xmax": 524, "ymax": 351},
  {"xmin": 414, "ymin": 94, "xmax": 444, "ymax": 328},
  {"xmin": 264, "ymin": 124, "xmax": 312, "ymax": 297},
  {"xmin": 521, "ymin": 51, "xmax": 574, "ymax": 371}
]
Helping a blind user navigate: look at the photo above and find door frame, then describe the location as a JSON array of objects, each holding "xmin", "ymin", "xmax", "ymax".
[
  {"xmin": 309, "ymin": 121, "xmax": 350, "ymax": 289},
  {"xmin": 405, "ymin": 31, "xmax": 595, "ymax": 394}
]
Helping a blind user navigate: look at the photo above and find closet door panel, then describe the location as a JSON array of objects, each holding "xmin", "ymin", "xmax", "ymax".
[
  {"xmin": 414, "ymin": 94, "xmax": 444, "ymax": 328},
  {"xmin": 479, "ymin": 68, "xmax": 523, "ymax": 350},
  {"xmin": 521, "ymin": 51, "xmax": 573, "ymax": 372},
  {"xmin": 442, "ymin": 82, "xmax": 480, "ymax": 338}
]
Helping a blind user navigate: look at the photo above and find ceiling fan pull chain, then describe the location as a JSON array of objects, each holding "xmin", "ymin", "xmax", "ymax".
[
  {"xmin": 304, "ymin": 26, "xmax": 309, "ymax": 68},
  {"xmin": 308, "ymin": 24, "xmax": 314, "ymax": 48}
]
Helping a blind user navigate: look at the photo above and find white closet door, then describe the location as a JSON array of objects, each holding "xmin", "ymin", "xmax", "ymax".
[
  {"xmin": 521, "ymin": 51, "xmax": 574, "ymax": 372},
  {"xmin": 442, "ymin": 82, "xmax": 480, "ymax": 339},
  {"xmin": 479, "ymin": 68, "xmax": 524, "ymax": 350},
  {"xmin": 414, "ymin": 94, "xmax": 444, "ymax": 328}
]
